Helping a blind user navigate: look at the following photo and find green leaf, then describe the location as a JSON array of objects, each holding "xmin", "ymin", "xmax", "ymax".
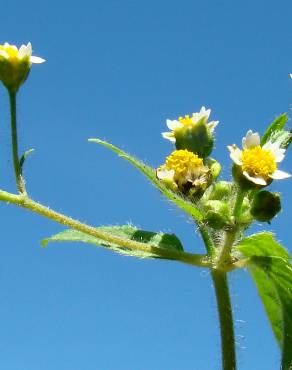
[
  {"xmin": 236, "ymin": 232, "xmax": 292, "ymax": 369},
  {"xmin": 19, "ymin": 148, "xmax": 34, "ymax": 170},
  {"xmin": 236, "ymin": 232, "xmax": 290, "ymax": 260},
  {"xmin": 42, "ymin": 225, "xmax": 184, "ymax": 259},
  {"xmin": 261, "ymin": 113, "xmax": 288, "ymax": 146},
  {"xmin": 89, "ymin": 138, "xmax": 203, "ymax": 221}
]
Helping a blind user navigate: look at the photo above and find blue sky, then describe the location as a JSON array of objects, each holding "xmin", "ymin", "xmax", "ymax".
[{"xmin": 0, "ymin": 0, "xmax": 291, "ymax": 369}]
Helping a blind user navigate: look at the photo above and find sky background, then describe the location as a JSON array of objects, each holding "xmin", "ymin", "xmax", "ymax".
[{"xmin": 0, "ymin": 0, "xmax": 291, "ymax": 369}]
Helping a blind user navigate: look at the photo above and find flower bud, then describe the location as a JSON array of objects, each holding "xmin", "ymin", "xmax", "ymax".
[
  {"xmin": 250, "ymin": 191, "xmax": 281, "ymax": 222},
  {"xmin": 237, "ymin": 197, "xmax": 253, "ymax": 224},
  {"xmin": 206, "ymin": 158, "xmax": 222, "ymax": 180},
  {"xmin": 162, "ymin": 107, "xmax": 219, "ymax": 158},
  {"xmin": 0, "ymin": 42, "xmax": 45, "ymax": 92},
  {"xmin": 175, "ymin": 120, "xmax": 215, "ymax": 158},
  {"xmin": 203, "ymin": 200, "xmax": 231, "ymax": 229},
  {"xmin": 207, "ymin": 181, "xmax": 233, "ymax": 201}
]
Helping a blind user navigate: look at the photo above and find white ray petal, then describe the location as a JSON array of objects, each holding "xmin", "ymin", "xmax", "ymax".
[
  {"xmin": 243, "ymin": 171, "xmax": 267, "ymax": 185},
  {"xmin": 30, "ymin": 56, "xmax": 45, "ymax": 64},
  {"xmin": 208, "ymin": 120, "xmax": 219, "ymax": 132},
  {"xmin": 26, "ymin": 42, "xmax": 32, "ymax": 55},
  {"xmin": 242, "ymin": 130, "xmax": 260, "ymax": 149},
  {"xmin": 263, "ymin": 141, "xmax": 286, "ymax": 162},
  {"xmin": 269, "ymin": 170, "xmax": 291, "ymax": 180},
  {"xmin": 156, "ymin": 168, "xmax": 175, "ymax": 181},
  {"xmin": 199, "ymin": 106, "xmax": 210, "ymax": 119},
  {"xmin": 166, "ymin": 119, "xmax": 182, "ymax": 130},
  {"xmin": 162, "ymin": 132, "xmax": 176, "ymax": 142},
  {"xmin": 228, "ymin": 145, "xmax": 242, "ymax": 165},
  {"xmin": 0, "ymin": 50, "xmax": 9, "ymax": 58},
  {"xmin": 18, "ymin": 45, "xmax": 29, "ymax": 58}
]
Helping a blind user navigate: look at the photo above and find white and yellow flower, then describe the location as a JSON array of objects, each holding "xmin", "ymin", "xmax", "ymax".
[
  {"xmin": 162, "ymin": 106, "xmax": 219, "ymax": 143},
  {"xmin": 228, "ymin": 130, "xmax": 291, "ymax": 186},
  {"xmin": 0, "ymin": 42, "xmax": 45, "ymax": 91},
  {"xmin": 0, "ymin": 42, "xmax": 45, "ymax": 64},
  {"xmin": 157, "ymin": 149, "xmax": 211, "ymax": 193}
]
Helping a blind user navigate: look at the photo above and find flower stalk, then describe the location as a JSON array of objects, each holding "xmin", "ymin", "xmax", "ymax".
[{"xmin": 9, "ymin": 91, "xmax": 26, "ymax": 194}]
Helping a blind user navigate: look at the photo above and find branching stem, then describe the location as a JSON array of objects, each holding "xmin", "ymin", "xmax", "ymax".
[{"xmin": 0, "ymin": 189, "xmax": 211, "ymax": 268}]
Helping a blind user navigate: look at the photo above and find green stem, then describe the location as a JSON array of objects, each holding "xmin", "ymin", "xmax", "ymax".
[
  {"xmin": 9, "ymin": 91, "xmax": 26, "ymax": 194},
  {"xmin": 216, "ymin": 188, "xmax": 246, "ymax": 267},
  {"xmin": 0, "ymin": 189, "xmax": 211, "ymax": 268},
  {"xmin": 233, "ymin": 188, "xmax": 246, "ymax": 220},
  {"xmin": 197, "ymin": 222, "xmax": 216, "ymax": 257},
  {"xmin": 211, "ymin": 269, "xmax": 236, "ymax": 370}
]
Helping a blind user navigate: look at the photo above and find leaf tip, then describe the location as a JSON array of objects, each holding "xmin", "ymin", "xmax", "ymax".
[{"xmin": 41, "ymin": 239, "xmax": 48, "ymax": 248}]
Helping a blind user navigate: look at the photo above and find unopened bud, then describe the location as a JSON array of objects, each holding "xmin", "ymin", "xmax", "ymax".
[
  {"xmin": 250, "ymin": 191, "xmax": 281, "ymax": 222},
  {"xmin": 203, "ymin": 200, "xmax": 231, "ymax": 229}
]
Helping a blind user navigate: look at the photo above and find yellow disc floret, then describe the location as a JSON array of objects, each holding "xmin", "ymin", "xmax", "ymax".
[
  {"xmin": 0, "ymin": 44, "xmax": 19, "ymax": 61},
  {"xmin": 178, "ymin": 115, "xmax": 194, "ymax": 127},
  {"xmin": 165, "ymin": 149, "xmax": 203, "ymax": 183},
  {"xmin": 241, "ymin": 146, "xmax": 276, "ymax": 179}
]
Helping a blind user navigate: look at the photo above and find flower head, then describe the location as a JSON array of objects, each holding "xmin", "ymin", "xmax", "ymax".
[
  {"xmin": 0, "ymin": 42, "xmax": 45, "ymax": 91},
  {"xmin": 157, "ymin": 149, "xmax": 211, "ymax": 194},
  {"xmin": 162, "ymin": 106, "xmax": 218, "ymax": 143},
  {"xmin": 162, "ymin": 107, "xmax": 219, "ymax": 158},
  {"xmin": 228, "ymin": 130, "xmax": 291, "ymax": 186}
]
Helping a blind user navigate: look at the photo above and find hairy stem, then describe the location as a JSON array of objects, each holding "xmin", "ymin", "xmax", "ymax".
[
  {"xmin": 216, "ymin": 188, "xmax": 246, "ymax": 267},
  {"xmin": 9, "ymin": 91, "xmax": 26, "ymax": 194},
  {"xmin": 0, "ymin": 189, "xmax": 211, "ymax": 268},
  {"xmin": 197, "ymin": 222, "xmax": 216, "ymax": 257},
  {"xmin": 233, "ymin": 188, "xmax": 246, "ymax": 220},
  {"xmin": 212, "ymin": 269, "xmax": 236, "ymax": 370}
]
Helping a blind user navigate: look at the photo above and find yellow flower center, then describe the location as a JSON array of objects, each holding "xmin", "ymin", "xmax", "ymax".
[
  {"xmin": 241, "ymin": 146, "xmax": 276, "ymax": 179},
  {"xmin": 165, "ymin": 149, "xmax": 203, "ymax": 182},
  {"xmin": 0, "ymin": 45, "xmax": 19, "ymax": 60},
  {"xmin": 178, "ymin": 115, "xmax": 194, "ymax": 127}
]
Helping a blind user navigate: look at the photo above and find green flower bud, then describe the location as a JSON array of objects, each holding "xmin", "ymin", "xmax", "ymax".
[
  {"xmin": 237, "ymin": 197, "xmax": 253, "ymax": 224},
  {"xmin": 206, "ymin": 158, "xmax": 221, "ymax": 180},
  {"xmin": 203, "ymin": 200, "xmax": 231, "ymax": 229},
  {"xmin": 162, "ymin": 107, "xmax": 219, "ymax": 158},
  {"xmin": 175, "ymin": 120, "xmax": 215, "ymax": 158},
  {"xmin": 250, "ymin": 191, "xmax": 281, "ymax": 222},
  {"xmin": 207, "ymin": 181, "xmax": 233, "ymax": 201}
]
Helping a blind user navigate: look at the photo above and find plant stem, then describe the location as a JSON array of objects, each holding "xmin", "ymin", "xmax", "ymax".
[
  {"xmin": 216, "ymin": 188, "xmax": 246, "ymax": 267},
  {"xmin": 211, "ymin": 269, "xmax": 236, "ymax": 370},
  {"xmin": 197, "ymin": 222, "xmax": 216, "ymax": 257},
  {"xmin": 9, "ymin": 91, "xmax": 26, "ymax": 194},
  {"xmin": 0, "ymin": 189, "xmax": 211, "ymax": 268},
  {"xmin": 233, "ymin": 188, "xmax": 246, "ymax": 220}
]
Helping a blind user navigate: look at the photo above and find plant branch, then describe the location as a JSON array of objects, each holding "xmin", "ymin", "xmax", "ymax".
[{"xmin": 0, "ymin": 189, "xmax": 211, "ymax": 268}]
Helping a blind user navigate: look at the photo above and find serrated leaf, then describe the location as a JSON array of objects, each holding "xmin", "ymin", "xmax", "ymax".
[
  {"xmin": 261, "ymin": 113, "xmax": 288, "ymax": 146},
  {"xmin": 89, "ymin": 138, "xmax": 203, "ymax": 221},
  {"xmin": 42, "ymin": 225, "xmax": 184, "ymax": 259},
  {"xmin": 236, "ymin": 233, "xmax": 292, "ymax": 368}
]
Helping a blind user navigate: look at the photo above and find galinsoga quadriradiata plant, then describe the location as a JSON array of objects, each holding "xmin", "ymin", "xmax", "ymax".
[{"xmin": 0, "ymin": 41, "xmax": 292, "ymax": 370}]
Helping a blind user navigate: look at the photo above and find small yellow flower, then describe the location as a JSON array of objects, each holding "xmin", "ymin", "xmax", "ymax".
[
  {"xmin": 157, "ymin": 149, "xmax": 211, "ymax": 193},
  {"xmin": 162, "ymin": 106, "xmax": 218, "ymax": 143},
  {"xmin": 0, "ymin": 42, "xmax": 45, "ymax": 91},
  {"xmin": 228, "ymin": 130, "xmax": 291, "ymax": 186}
]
